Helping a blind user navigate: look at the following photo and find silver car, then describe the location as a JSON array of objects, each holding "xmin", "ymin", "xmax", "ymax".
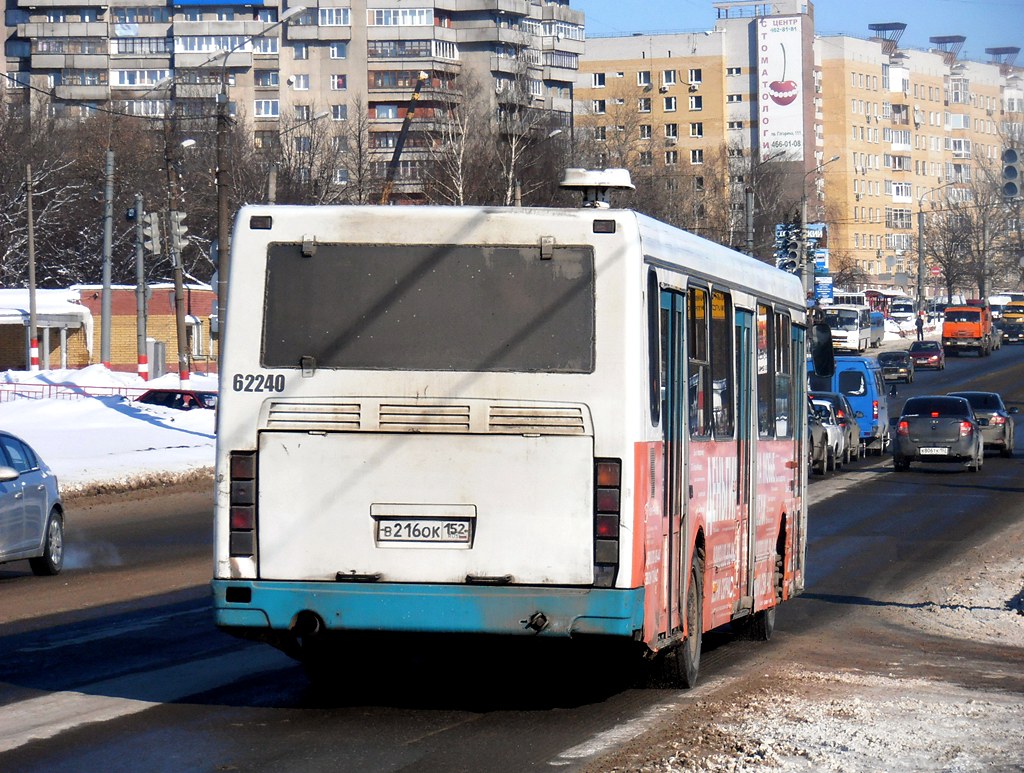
[
  {"xmin": 946, "ymin": 391, "xmax": 1018, "ymax": 458},
  {"xmin": 0, "ymin": 431, "xmax": 65, "ymax": 575}
]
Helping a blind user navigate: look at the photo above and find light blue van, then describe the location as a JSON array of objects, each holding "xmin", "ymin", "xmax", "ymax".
[
  {"xmin": 869, "ymin": 311, "xmax": 885, "ymax": 348},
  {"xmin": 808, "ymin": 356, "xmax": 889, "ymax": 454}
]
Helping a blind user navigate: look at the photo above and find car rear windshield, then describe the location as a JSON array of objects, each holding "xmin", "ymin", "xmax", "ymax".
[
  {"xmin": 901, "ymin": 397, "xmax": 969, "ymax": 417},
  {"xmin": 261, "ymin": 242, "xmax": 596, "ymax": 373},
  {"xmin": 877, "ymin": 353, "xmax": 905, "ymax": 364},
  {"xmin": 948, "ymin": 393, "xmax": 1001, "ymax": 410}
]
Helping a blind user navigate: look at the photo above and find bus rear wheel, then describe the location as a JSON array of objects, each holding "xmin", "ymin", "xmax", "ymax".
[{"xmin": 663, "ymin": 551, "xmax": 703, "ymax": 688}]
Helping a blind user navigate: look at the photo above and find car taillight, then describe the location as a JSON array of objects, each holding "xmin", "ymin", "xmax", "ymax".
[
  {"xmin": 897, "ymin": 420, "xmax": 910, "ymax": 437},
  {"xmin": 594, "ymin": 458, "xmax": 621, "ymax": 588},
  {"xmin": 990, "ymin": 415, "xmax": 1006, "ymax": 426},
  {"xmin": 960, "ymin": 421, "xmax": 973, "ymax": 437},
  {"xmin": 229, "ymin": 451, "xmax": 256, "ymax": 557}
]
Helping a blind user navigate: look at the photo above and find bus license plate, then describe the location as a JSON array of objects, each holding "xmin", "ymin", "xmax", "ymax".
[
  {"xmin": 377, "ymin": 518, "xmax": 472, "ymax": 545},
  {"xmin": 919, "ymin": 447, "xmax": 949, "ymax": 456}
]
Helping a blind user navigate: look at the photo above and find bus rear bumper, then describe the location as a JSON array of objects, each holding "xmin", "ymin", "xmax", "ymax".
[{"xmin": 212, "ymin": 580, "xmax": 645, "ymax": 639}]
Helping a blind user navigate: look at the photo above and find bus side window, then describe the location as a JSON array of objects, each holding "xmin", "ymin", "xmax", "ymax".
[
  {"xmin": 688, "ymin": 287, "xmax": 710, "ymax": 438},
  {"xmin": 710, "ymin": 290, "xmax": 734, "ymax": 437}
]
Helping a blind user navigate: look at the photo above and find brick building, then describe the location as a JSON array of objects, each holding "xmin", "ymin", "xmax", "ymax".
[{"xmin": 0, "ymin": 285, "xmax": 216, "ymax": 376}]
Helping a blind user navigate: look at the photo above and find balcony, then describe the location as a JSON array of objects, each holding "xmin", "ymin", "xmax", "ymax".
[
  {"xmin": 175, "ymin": 49, "xmax": 251, "ymax": 69},
  {"xmin": 18, "ymin": 21, "xmax": 106, "ymax": 38},
  {"xmin": 54, "ymin": 83, "xmax": 110, "ymax": 100},
  {"xmin": 287, "ymin": 24, "xmax": 352, "ymax": 41}
]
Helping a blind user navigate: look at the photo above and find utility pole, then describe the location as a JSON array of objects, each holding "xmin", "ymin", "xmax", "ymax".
[
  {"xmin": 745, "ymin": 186, "xmax": 754, "ymax": 256},
  {"xmin": 101, "ymin": 150, "xmax": 114, "ymax": 367},
  {"xmin": 164, "ymin": 112, "xmax": 191, "ymax": 388},
  {"xmin": 134, "ymin": 193, "xmax": 149, "ymax": 380},
  {"xmin": 26, "ymin": 164, "xmax": 38, "ymax": 371}
]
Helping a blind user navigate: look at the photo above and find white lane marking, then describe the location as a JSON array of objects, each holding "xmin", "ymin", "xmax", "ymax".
[
  {"xmin": 549, "ymin": 701, "xmax": 682, "ymax": 765},
  {"xmin": 0, "ymin": 647, "xmax": 292, "ymax": 753}
]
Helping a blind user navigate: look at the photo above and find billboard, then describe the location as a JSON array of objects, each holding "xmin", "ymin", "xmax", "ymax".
[{"xmin": 757, "ymin": 16, "xmax": 804, "ymax": 161}]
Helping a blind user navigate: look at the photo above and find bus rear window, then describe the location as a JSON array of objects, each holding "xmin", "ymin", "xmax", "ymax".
[{"xmin": 261, "ymin": 243, "xmax": 595, "ymax": 373}]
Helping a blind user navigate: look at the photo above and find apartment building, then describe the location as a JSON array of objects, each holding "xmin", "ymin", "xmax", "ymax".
[
  {"xmin": 576, "ymin": 1, "xmax": 1023, "ymax": 295},
  {"xmin": 2, "ymin": 0, "xmax": 583, "ymax": 192},
  {"xmin": 820, "ymin": 27, "xmax": 1022, "ymax": 293}
]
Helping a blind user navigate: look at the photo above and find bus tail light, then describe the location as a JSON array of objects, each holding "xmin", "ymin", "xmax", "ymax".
[
  {"xmin": 872, "ymin": 400, "xmax": 879, "ymax": 421},
  {"xmin": 229, "ymin": 451, "xmax": 257, "ymax": 557},
  {"xmin": 594, "ymin": 458, "xmax": 621, "ymax": 588}
]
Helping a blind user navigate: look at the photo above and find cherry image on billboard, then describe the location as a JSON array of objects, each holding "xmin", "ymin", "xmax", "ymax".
[{"xmin": 768, "ymin": 44, "xmax": 798, "ymax": 106}]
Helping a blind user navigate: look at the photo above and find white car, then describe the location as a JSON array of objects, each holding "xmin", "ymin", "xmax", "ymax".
[{"xmin": 811, "ymin": 399, "xmax": 846, "ymax": 471}]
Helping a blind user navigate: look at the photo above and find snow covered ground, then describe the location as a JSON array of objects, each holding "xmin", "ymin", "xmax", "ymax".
[{"xmin": 0, "ymin": 365, "xmax": 216, "ymax": 496}]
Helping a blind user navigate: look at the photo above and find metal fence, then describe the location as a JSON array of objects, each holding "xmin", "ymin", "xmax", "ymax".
[{"xmin": 0, "ymin": 383, "xmax": 151, "ymax": 403}]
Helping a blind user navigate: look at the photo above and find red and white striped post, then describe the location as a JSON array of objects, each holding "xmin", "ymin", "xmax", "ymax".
[{"xmin": 137, "ymin": 352, "xmax": 149, "ymax": 381}]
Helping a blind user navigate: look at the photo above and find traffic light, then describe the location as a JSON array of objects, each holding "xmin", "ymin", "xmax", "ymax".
[
  {"xmin": 1002, "ymin": 147, "xmax": 1021, "ymax": 199},
  {"xmin": 169, "ymin": 210, "xmax": 190, "ymax": 252},
  {"xmin": 142, "ymin": 212, "xmax": 161, "ymax": 255},
  {"xmin": 774, "ymin": 223, "xmax": 800, "ymax": 274}
]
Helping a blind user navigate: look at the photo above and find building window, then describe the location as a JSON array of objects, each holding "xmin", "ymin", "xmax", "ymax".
[
  {"xmin": 377, "ymin": 104, "xmax": 398, "ymax": 119},
  {"xmin": 664, "ymin": 96, "xmax": 677, "ymax": 112},
  {"xmin": 727, "ymin": 66, "xmax": 742, "ymax": 76},
  {"xmin": 295, "ymin": 104, "xmax": 311, "ymax": 120},
  {"xmin": 594, "ymin": 126, "xmax": 607, "ymax": 140},
  {"xmin": 592, "ymin": 99, "xmax": 606, "ymax": 114},
  {"xmin": 639, "ymin": 151, "xmax": 652, "ymax": 166},
  {"xmin": 331, "ymin": 104, "xmax": 348, "ymax": 121},
  {"xmin": 292, "ymin": 74, "xmax": 310, "ymax": 91},
  {"xmin": 638, "ymin": 97, "xmax": 651, "ymax": 113},
  {"xmin": 662, "ymin": 69, "xmax": 676, "ymax": 86},
  {"xmin": 294, "ymin": 136, "xmax": 311, "ymax": 152},
  {"xmin": 689, "ymin": 122, "xmax": 703, "ymax": 138},
  {"xmin": 592, "ymin": 72, "xmax": 605, "ymax": 88},
  {"xmin": 334, "ymin": 169, "xmax": 349, "ymax": 185},
  {"xmin": 254, "ymin": 99, "xmax": 279, "ymax": 118},
  {"xmin": 368, "ymin": 8, "xmax": 433, "ymax": 25},
  {"xmin": 727, "ymin": 120, "xmax": 743, "ymax": 129},
  {"xmin": 331, "ymin": 74, "xmax": 347, "ymax": 90},
  {"xmin": 691, "ymin": 149, "xmax": 704, "ymax": 164},
  {"xmin": 320, "ymin": 8, "xmax": 351, "ymax": 26},
  {"xmin": 689, "ymin": 95, "xmax": 702, "ymax": 111},
  {"xmin": 665, "ymin": 123, "xmax": 678, "ymax": 138},
  {"xmin": 688, "ymin": 68, "xmax": 702, "ymax": 84},
  {"xmin": 665, "ymin": 150, "xmax": 678, "ymax": 165},
  {"xmin": 726, "ymin": 94, "xmax": 742, "ymax": 103},
  {"xmin": 639, "ymin": 124, "xmax": 652, "ymax": 139},
  {"xmin": 216, "ymin": 8, "xmax": 234, "ymax": 21},
  {"xmin": 254, "ymin": 70, "xmax": 279, "ymax": 87},
  {"xmin": 693, "ymin": 176, "xmax": 705, "ymax": 191},
  {"xmin": 293, "ymin": 43, "xmax": 308, "ymax": 60},
  {"xmin": 330, "ymin": 42, "xmax": 347, "ymax": 59},
  {"xmin": 638, "ymin": 71, "xmax": 651, "ymax": 87}
]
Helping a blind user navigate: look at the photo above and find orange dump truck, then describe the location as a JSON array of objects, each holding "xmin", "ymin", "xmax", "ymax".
[{"xmin": 941, "ymin": 304, "xmax": 994, "ymax": 357}]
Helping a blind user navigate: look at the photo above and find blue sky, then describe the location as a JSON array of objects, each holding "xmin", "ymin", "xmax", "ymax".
[{"xmin": 575, "ymin": 0, "xmax": 1024, "ymax": 62}]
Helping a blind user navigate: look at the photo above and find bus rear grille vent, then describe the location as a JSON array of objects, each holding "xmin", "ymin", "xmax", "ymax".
[
  {"xmin": 489, "ymin": 406, "xmax": 586, "ymax": 435},
  {"xmin": 379, "ymin": 403, "xmax": 471, "ymax": 431},
  {"xmin": 266, "ymin": 401, "xmax": 361, "ymax": 429}
]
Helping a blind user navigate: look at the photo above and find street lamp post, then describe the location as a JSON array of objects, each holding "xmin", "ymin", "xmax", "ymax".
[
  {"xmin": 800, "ymin": 155, "xmax": 840, "ymax": 301},
  {"xmin": 916, "ymin": 180, "xmax": 959, "ymax": 311},
  {"xmin": 215, "ymin": 5, "xmax": 306, "ymax": 366}
]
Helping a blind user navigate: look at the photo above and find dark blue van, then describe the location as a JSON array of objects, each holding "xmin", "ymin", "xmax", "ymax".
[{"xmin": 808, "ymin": 356, "xmax": 889, "ymax": 454}]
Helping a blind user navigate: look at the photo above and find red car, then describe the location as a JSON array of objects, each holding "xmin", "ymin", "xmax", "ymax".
[
  {"xmin": 907, "ymin": 340, "xmax": 945, "ymax": 370},
  {"xmin": 136, "ymin": 388, "xmax": 217, "ymax": 410}
]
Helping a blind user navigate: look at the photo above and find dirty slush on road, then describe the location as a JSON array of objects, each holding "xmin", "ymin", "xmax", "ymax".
[{"xmin": 588, "ymin": 517, "xmax": 1024, "ymax": 772}]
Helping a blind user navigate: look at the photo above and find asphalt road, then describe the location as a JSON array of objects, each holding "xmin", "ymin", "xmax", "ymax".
[{"xmin": 1, "ymin": 341, "xmax": 1022, "ymax": 772}]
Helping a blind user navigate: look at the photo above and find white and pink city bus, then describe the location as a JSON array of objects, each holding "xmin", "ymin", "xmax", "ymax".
[{"xmin": 213, "ymin": 175, "xmax": 817, "ymax": 686}]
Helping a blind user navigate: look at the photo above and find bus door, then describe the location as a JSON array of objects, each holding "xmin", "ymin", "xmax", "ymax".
[
  {"xmin": 735, "ymin": 309, "xmax": 754, "ymax": 601},
  {"xmin": 660, "ymin": 289, "xmax": 686, "ymax": 635}
]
